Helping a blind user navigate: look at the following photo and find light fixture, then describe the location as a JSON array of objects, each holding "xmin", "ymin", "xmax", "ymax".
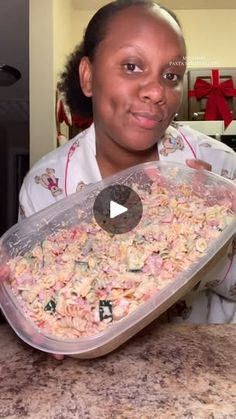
[{"xmin": 0, "ymin": 64, "xmax": 21, "ymax": 86}]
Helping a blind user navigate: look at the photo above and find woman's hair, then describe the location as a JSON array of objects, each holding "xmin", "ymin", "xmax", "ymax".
[{"xmin": 57, "ymin": 0, "xmax": 183, "ymax": 119}]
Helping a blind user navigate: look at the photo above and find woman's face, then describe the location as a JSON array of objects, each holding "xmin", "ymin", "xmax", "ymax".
[{"xmin": 81, "ymin": 5, "xmax": 186, "ymax": 152}]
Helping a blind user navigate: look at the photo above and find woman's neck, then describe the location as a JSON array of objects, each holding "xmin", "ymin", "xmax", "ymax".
[{"xmin": 96, "ymin": 137, "xmax": 158, "ymax": 179}]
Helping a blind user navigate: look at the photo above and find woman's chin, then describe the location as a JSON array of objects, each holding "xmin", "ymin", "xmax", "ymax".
[
  {"xmin": 120, "ymin": 127, "xmax": 166, "ymax": 152},
  {"xmin": 122, "ymin": 141, "xmax": 158, "ymax": 153}
]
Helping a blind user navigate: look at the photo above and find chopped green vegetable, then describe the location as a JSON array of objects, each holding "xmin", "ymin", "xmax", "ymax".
[
  {"xmin": 99, "ymin": 300, "xmax": 113, "ymax": 322},
  {"xmin": 44, "ymin": 299, "xmax": 56, "ymax": 313}
]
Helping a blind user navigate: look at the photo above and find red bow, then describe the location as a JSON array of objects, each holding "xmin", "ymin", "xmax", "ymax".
[
  {"xmin": 72, "ymin": 114, "xmax": 93, "ymax": 130},
  {"xmin": 189, "ymin": 69, "xmax": 236, "ymax": 129},
  {"xmin": 56, "ymin": 93, "xmax": 92, "ymax": 129}
]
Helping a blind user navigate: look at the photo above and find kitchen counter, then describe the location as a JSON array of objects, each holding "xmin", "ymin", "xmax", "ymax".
[{"xmin": 0, "ymin": 322, "xmax": 235, "ymax": 419}]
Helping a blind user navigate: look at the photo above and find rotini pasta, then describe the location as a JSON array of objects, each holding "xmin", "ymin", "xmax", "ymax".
[{"xmin": 7, "ymin": 174, "xmax": 235, "ymax": 339}]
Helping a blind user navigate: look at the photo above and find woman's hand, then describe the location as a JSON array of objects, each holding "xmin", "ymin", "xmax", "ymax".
[
  {"xmin": 0, "ymin": 265, "xmax": 10, "ymax": 282},
  {"xmin": 0, "ymin": 265, "xmax": 64, "ymax": 360},
  {"xmin": 186, "ymin": 158, "xmax": 212, "ymax": 172},
  {"xmin": 53, "ymin": 353, "xmax": 65, "ymax": 360}
]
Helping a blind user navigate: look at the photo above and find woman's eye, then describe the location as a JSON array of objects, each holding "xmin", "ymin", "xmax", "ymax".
[
  {"xmin": 163, "ymin": 72, "xmax": 180, "ymax": 82},
  {"xmin": 124, "ymin": 63, "xmax": 142, "ymax": 73}
]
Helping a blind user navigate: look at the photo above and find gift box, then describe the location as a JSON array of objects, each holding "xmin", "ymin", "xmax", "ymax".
[{"xmin": 188, "ymin": 68, "xmax": 236, "ymax": 128}]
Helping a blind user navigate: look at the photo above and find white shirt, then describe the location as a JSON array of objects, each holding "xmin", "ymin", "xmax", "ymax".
[{"xmin": 19, "ymin": 123, "xmax": 236, "ymax": 324}]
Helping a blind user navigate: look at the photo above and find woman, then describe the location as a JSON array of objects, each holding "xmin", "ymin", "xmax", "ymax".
[{"xmin": 2, "ymin": 0, "xmax": 236, "ymax": 327}]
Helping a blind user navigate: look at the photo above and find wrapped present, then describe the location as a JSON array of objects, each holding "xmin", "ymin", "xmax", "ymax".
[
  {"xmin": 189, "ymin": 69, "xmax": 236, "ymax": 129},
  {"xmin": 56, "ymin": 91, "xmax": 93, "ymax": 145}
]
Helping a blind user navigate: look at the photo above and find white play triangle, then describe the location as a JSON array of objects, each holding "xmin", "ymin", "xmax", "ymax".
[{"xmin": 110, "ymin": 200, "xmax": 128, "ymax": 219}]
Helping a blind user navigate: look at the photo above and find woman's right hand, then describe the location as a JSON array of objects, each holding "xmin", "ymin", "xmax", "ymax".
[
  {"xmin": 0, "ymin": 265, "xmax": 64, "ymax": 360},
  {"xmin": 0, "ymin": 265, "xmax": 10, "ymax": 281}
]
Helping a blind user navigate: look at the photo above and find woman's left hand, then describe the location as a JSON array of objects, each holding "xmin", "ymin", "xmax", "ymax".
[{"xmin": 186, "ymin": 158, "xmax": 212, "ymax": 172}]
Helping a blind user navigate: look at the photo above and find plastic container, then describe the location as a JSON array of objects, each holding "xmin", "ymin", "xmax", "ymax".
[{"xmin": 0, "ymin": 161, "xmax": 236, "ymax": 358}]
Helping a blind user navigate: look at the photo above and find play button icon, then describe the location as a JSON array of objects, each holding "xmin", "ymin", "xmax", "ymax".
[
  {"xmin": 110, "ymin": 201, "xmax": 127, "ymax": 219},
  {"xmin": 93, "ymin": 184, "xmax": 143, "ymax": 234}
]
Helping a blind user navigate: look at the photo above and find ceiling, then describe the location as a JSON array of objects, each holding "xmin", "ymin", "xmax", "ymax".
[{"xmin": 72, "ymin": 0, "xmax": 236, "ymax": 10}]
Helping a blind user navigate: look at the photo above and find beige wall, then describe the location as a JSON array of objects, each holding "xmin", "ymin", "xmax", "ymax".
[
  {"xmin": 53, "ymin": 0, "xmax": 73, "ymax": 143},
  {"xmin": 30, "ymin": 5, "xmax": 236, "ymax": 165},
  {"xmin": 71, "ymin": 8, "xmax": 236, "ymax": 68},
  {"xmin": 53, "ymin": 0, "xmax": 73, "ymax": 85},
  {"xmin": 71, "ymin": 10, "xmax": 94, "ymax": 47},
  {"xmin": 177, "ymin": 10, "xmax": 236, "ymax": 68},
  {"xmin": 30, "ymin": 0, "xmax": 73, "ymax": 166}
]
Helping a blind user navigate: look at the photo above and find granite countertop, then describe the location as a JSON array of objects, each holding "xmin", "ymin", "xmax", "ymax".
[{"xmin": 0, "ymin": 321, "xmax": 235, "ymax": 419}]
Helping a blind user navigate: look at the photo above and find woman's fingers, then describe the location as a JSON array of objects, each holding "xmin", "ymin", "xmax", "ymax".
[
  {"xmin": 0, "ymin": 263, "xmax": 64, "ymax": 360},
  {"xmin": 186, "ymin": 158, "xmax": 212, "ymax": 172},
  {"xmin": 52, "ymin": 354, "xmax": 65, "ymax": 360},
  {"xmin": 0, "ymin": 265, "xmax": 10, "ymax": 281}
]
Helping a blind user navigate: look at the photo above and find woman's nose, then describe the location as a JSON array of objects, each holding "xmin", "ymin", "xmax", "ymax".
[{"xmin": 139, "ymin": 80, "xmax": 166, "ymax": 105}]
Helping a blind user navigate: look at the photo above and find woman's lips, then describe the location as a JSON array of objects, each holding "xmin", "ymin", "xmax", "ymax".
[{"xmin": 131, "ymin": 111, "xmax": 163, "ymax": 129}]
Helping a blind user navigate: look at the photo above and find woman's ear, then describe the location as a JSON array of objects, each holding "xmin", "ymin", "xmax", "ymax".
[{"xmin": 79, "ymin": 57, "xmax": 92, "ymax": 97}]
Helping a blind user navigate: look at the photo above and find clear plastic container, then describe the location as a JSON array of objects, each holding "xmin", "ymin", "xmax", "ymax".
[{"xmin": 0, "ymin": 161, "xmax": 236, "ymax": 358}]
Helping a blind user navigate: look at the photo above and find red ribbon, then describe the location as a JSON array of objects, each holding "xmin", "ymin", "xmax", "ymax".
[
  {"xmin": 72, "ymin": 114, "xmax": 93, "ymax": 130},
  {"xmin": 57, "ymin": 96, "xmax": 92, "ymax": 129},
  {"xmin": 189, "ymin": 69, "xmax": 236, "ymax": 129}
]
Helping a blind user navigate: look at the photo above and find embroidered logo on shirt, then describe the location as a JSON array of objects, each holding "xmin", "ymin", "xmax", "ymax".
[
  {"xmin": 160, "ymin": 134, "xmax": 184, "ymax": 156},
  {"xmin": 35, "ymin": 168, "xmax": 63, "ymax": 197}
]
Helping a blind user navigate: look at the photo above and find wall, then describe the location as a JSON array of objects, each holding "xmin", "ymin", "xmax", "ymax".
[
  {"xmin": 53, "ymin": 0, "xmax": 73, "ymax": 86},
  {"xmin": 71, "ymin": 10, "xmax": 94, "ymax": 47},
  {"xmin": 53, "ymin": 0, "xmax": 73, "ymax": 143},
  {"xmin": 71, "ymin": 8, "xmax": 236, "ymax": 68},
  {"xmin": 30, "ymin": 0, "xmax": 73, "ymax": 166},
  {"xmin": 177, "ymin": 10, "xmax": 236, "ymax": 68}
]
